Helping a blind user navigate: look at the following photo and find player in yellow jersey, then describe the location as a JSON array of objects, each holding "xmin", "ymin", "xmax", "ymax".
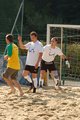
[{"xmin": 3, "ymin": 34, "xmax": 23, "ymax": 96}]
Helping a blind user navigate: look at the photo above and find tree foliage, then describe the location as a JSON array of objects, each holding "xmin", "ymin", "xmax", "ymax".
[{"xmin": 0, "ymin": 0, "xmax": 80, "ymax": 34}]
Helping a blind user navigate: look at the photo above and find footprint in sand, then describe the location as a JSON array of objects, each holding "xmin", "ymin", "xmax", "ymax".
[
  {"xmin": 70, "ymin": 102, "xmax": 78, "ymax": 107},
  {"xmin": 37, "ymin": 113, "xmax": 53, "ymax": 120},
  {"xmin": 32, "ymin": 99, "xmax": 48, "ymax": 105}
]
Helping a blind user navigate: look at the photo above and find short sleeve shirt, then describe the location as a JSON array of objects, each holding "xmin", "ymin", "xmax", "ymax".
[
  {"xmin": 42, "ymin": 44, "xmax": 63, "ymax": 62},
  {"xmin": 24, "ymin": 40, "xmax": 43, "ymax": 66},
  {"xmin": 7, "ymin": 43, "xmax": 20, "ymax": 70}
]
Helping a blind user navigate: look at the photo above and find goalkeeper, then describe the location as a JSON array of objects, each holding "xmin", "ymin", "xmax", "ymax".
[{"xmin": 39, "ymin": 37, "xmax": 70, "ymax": 89}]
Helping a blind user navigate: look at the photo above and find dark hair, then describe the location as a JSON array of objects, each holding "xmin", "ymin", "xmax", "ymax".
[
  {"xmin": 51, "ymin": 37, "xmax": 58, "ymax": 42},
  {"xmin": 30, "ymin": 31, "xmax": 38, "ymax": 38},
  {"xmin": 6, "ymin": 34, "xmax": 14, "ymax": 42}
]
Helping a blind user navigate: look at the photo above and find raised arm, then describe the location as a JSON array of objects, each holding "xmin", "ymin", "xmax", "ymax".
[{"xmin": 18, "ymin": 35, "xmax": 26, "ymax": 49}]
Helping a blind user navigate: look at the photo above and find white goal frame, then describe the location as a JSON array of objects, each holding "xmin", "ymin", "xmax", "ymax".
[{"xmin": 46, "ymin": 24, "xmax": 80, "ymax": 85}]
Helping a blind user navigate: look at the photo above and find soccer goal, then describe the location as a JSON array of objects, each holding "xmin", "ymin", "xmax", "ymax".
[{"xmin": 46, "ymin": 24, "xmax": 80, "ymax": 86}]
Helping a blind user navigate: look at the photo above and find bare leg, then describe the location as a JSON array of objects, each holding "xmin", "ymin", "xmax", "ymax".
[
  {"xmin": 12, "ymin": 80, "xmax": 24, "ymax": 96},
  {"xmin": 44, "ymin": 72, "xmax": 47, "ymax": 86},
  {"xmin": 3, "ymin": 77, "xmax": 15, "ymax": 94}
]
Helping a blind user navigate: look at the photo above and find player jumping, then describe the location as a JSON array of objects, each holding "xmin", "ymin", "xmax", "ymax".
[
  {"xmin": 18, "ymin": 31, "xmax": 43, "ymax": 93},
  {"xmin": 39, "ymin": 37, "xmax": 70, "ymax": 89},
  {"xmin": 3, "ymin": 34, "xmax": 24, "ymax": 96}
]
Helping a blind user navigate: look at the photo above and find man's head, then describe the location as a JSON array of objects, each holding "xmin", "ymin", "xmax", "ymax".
[
  {"xmin": 30, "ymin": 31, "xmax": 38, "ymax": 42},
  {"xmin": 50, "ymin": 37, "xmax": 58, "ymax": 46},
  {"xmin": 6, "ymin": 34, "xmax": 14, "ymax": 44}
]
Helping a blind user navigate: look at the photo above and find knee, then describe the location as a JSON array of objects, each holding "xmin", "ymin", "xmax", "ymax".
[
  {"xmin": 22, "ymin": 71, "xmax": 29, "ymax": 77},
  {"xmin": 53, "ymin": 70, "xmax": 59, "ymax": 79},
  {"xmin": 40, "ymin": 74, "xmax": 44, "ymax": 79},
  {"xmin": 50, "ymin": 70, "xmax": 59, "ymax": 79},
  {"xmin": 32, "ymin": 74, "xmax": 37, "ymax": 79},
  {"xmin": 40, "ymin": 73, "xmax": 46, "ymax": 80},
  {"xmin": 40, "ymin": 71, "xmax": 44, "ymax": 79},
  {"xmin": 22, "ymin": 72, "xmax": 27, "ymax": 77},
  {"xmin": 2, "ymin": 74, "xmax": 8, "ymax": 81}
]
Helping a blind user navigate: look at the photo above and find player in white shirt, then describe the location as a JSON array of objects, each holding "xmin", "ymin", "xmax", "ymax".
[
  {"xmin": 39, "ymin": 37, "xmax": 70, "ymax": 89},
  {"xmin": 18, "ymin": 31, "xmax": 43, "ymax": 93}
]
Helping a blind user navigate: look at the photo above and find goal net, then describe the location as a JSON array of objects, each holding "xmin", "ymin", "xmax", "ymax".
[{"xmin": 47, "ymin": 24, "xmax": 80, "ymax": 86}]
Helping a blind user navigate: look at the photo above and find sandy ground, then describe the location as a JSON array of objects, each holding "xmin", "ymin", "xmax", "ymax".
[{"xmin": 0, "ymin": 85, "xmax": 80, "ymax": 120}]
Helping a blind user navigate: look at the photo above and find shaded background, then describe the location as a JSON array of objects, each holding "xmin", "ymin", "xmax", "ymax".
[{"xmin": 0, "ymin": 0, "xmax": 80, "ymax": 35}]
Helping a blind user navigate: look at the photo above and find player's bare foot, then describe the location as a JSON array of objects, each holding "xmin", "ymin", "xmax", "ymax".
[
  {"xmin": 54, "ymin": 85, "xmax": 62, "ymax": 91},
  {"xmin": 54, "ymin": 86, "xmax": 64, "ymax": 93},
  {"xmin": 27, "ymin": 87, "xmax": 34, "ymax": 93},
  {"xmin": 27, "ymin": 89, "xmax": 32, "ymax": 93},
  {"xmin": 7, "ymin": 89, "xmax": 16, "ymax": 95},
  {"xmin": 20, "ymin": 92, "xmax": 24, "ymax": 96}
]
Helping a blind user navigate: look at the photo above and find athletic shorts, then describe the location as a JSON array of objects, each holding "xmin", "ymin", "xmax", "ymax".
[
  {"xmin": 25, "ymin": 65, "xmax": 39, "ymax": 74},
  {"xmin": 3, "ymin": 67, "xmax": 18, "ymax": 80},
  {"xmin": 41, "ymin": 59, "xmax": 57, "ymax": 72}
]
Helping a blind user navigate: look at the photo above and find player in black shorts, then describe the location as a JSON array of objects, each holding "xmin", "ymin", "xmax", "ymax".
[
  {"xmin": 18, "ymin": 32, "xmax": 43, "ymax": 93},
  {"xmin": 39, "ymin": 37, "xmax": 70, "ymax": 89},
  {"xmin": 41, "ymin": 60, "xmax": 57, "ymax": 72}
]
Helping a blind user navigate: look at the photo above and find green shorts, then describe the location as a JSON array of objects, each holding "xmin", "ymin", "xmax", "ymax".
[{"xmin": 3, "ymin": 67, "xmax": 18, "ymax": 80}]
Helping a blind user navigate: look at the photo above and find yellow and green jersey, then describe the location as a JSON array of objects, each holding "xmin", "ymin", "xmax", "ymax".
[{"xmin": 6, "ymin": 43, "xmax": 20, "ymax": 70}]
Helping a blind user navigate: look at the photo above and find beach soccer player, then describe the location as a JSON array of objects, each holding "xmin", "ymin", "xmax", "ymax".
[
  {"xmin": 3, "ymin": 34, "xmax": 24, "ymax": 96},
  {"xmin": 18, "ymin": 31, "xmax": 43, "ymax": 93},
  {"xmin": 39, "ymin": 37, "xmax": 70, "ymax": 89}
]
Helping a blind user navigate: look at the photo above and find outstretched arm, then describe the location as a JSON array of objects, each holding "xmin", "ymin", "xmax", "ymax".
[
  {"xmin": 60, "ymin": 54, "xmax": 70, "ymax": 68},
  {"xmin": 61, "ymin": 54, "xmax": 66, "ymax": 60}
]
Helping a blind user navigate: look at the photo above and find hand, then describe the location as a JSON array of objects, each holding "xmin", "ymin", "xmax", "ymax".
[
  {"xmin": 18, "ymin": 35, "xmax": 22, "ymax": 42},
  {"xmin": 35, "ymin": 63, "xmax": 39, "ymax": 69},
  {"xmin": 65, "ymin": 60, "xmax": 70, "ymax": 68},
  {"xmin": 4, "ymin": 55, "xmax": 8, "ymax": 60}
]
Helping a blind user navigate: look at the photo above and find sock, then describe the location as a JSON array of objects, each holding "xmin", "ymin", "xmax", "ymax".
[
  {"xmin": 33, "ymin": 78, "xmax": 37, "ymax": 88},
  {"xmin": 24, "ymin": 75, "xmax": 32, "ymax": 83},
  {"xmin": 39, "ymin": 78, "xmax": 44, "ymax": 87}
]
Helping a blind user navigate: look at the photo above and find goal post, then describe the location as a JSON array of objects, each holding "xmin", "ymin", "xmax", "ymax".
[
  {"xmin": 46, "ymin": 24, "xmax": 80, "ymax": 86},
  {"xmin": 11, "ymin": 0, "xmax": 24, "ymax": 35}
]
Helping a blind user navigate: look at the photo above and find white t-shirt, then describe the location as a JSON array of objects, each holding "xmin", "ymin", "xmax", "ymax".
[
  {"xmin": 42, "ymin": 44, "xmax": 63, "ymax": 62},
  {"xmin": 25, "ymin": 40, "xmax": 43, "ymax": 66}
]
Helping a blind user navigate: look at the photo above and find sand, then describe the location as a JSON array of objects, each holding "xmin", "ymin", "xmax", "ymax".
[{"xmin": 0, "ymin": 85, "xmax": 80, "ymax": 120}]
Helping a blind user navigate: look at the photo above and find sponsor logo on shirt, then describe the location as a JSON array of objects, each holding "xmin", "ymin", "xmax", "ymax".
[{"xmin": 29, "ymin": 48, "xmax": 35, "ymax": 53}]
